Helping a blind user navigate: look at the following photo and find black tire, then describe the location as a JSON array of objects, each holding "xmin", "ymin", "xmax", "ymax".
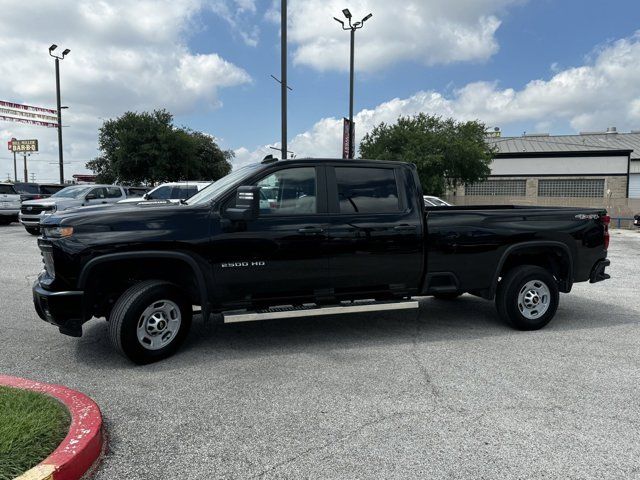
[
  {"xmin": 25, "ymin": 227, "xmax": 39, "ymax": 235},
  {"xmin": 0, "ymin": 218, "xmax": 10, "ymax": 225},
  {"xmin": 496, "ymin": 265, "xmax": 559, "ymax": 330},
  {"xmin": 108, "ymin": 280, "xmax": 192, "ymax": 364},
  {"xmin": 432, "ymin": 292, "xmax": 462, "ymax": 300}
]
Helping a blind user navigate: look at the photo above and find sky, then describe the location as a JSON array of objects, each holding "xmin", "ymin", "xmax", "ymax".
[{"xmin": 1, "ymin": 0, "xmax": 640, "ymax": 182}]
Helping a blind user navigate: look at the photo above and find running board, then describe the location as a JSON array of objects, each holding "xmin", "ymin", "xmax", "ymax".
[{"xmin": 223, "ymin": 300, "xmax": 419, "ymax": 324}]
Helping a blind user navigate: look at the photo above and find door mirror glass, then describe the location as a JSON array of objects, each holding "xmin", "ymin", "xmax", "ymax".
[{"xmin": 226, "ymin": 186, "xmax": 260, "ymax": 221}]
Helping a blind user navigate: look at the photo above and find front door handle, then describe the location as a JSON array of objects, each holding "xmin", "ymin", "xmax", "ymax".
[
  {"xmin": 298, "ymin": 226, "xmax": 324, "ymax": 235},
  {"xmin": 393, "ymin": 224, "xmax": 417, "ymax": 232}
]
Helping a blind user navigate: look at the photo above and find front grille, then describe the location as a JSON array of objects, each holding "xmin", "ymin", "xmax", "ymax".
[{"xmin": 21, "ymin": 204, "xmax": 53, "ymax": 215}]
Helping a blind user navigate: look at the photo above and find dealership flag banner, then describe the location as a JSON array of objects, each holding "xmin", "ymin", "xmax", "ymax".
[
  {"xmin": 0, "ymin": 100, "xmax": 59, "ymax": 127},
  {"xmin": 343, "ymin": 118, "xmax": 354, "ymax": 159}
]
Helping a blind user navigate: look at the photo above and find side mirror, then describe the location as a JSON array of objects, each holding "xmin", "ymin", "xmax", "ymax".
[
  {"xmin": 225, "ymin": 186, "xmax": 260, "ymax": 221},
  {"xmin": 142, "ymin": 193, "xmax": 149, "ymax": 200},
  {"xmin": 85, "ymin": 193, "xmax": 97, "ymax": 201}
]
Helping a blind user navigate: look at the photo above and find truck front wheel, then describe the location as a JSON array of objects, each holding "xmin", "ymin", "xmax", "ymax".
[
  {"xmin": 496, "ymin": 265, "xmax": 559, "ymax": 330},
  {"xmin": 108, "ymin": 280, "xmax": 192, "ymax": 364}
]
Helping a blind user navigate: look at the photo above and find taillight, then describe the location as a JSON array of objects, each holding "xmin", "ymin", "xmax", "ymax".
[{"xmin": 601, "ymin": 214, "xmax": 610, "ymax": 250}]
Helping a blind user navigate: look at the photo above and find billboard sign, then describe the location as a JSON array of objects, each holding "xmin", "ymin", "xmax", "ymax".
[{"xmin": 11, "ymin": 139, "xmax": 38, "ymax": 152}]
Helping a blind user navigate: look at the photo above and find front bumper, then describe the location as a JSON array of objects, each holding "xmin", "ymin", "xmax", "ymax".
[
  {"xmin": 20, "ymin": 211, "xmax": 51, "ymax": 227},
  {"xmin": 33, "ymin": 277, "xmax": 85, "ymax": 337},
  {"xmin": 589, "ymin": 258, "xmax": 610, "ymax": 284}
]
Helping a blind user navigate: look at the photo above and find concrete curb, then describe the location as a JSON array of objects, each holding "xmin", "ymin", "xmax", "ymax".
[{"xmin": 0, "ymin": 375, "xmax": 103, "ymax": 480}]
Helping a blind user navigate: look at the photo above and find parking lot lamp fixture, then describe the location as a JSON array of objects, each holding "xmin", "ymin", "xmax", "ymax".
[
  {"xmin": 48, "ymin": 44, "xmax": 70, "ymax": 184},
  {"xmin": 334, "ymin": 10, "xmax": 372, "ymax": 158}
]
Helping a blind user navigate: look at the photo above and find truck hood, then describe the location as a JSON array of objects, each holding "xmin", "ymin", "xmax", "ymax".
[
  {"xmin": 22, "ymin": 198, "xmax": 79, "ymax": 210},
  {"xmin": 40, "ymin": 201, "xmax": 212, "ymax": 245}
]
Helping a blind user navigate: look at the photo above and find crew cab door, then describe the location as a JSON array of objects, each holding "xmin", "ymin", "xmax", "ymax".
[
  {"xmin": 326, "ymin": 164, "xmax": 424, "ymax": 298},
  {"xmin": 211, "ymin": 165, "xmax": 330, "ymax": 307}
]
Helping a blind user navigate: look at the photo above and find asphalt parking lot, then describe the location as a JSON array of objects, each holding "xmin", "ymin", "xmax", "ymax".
[{"xmin": 1, "ymin": 222, "xmax": 639, "ymax": 479}]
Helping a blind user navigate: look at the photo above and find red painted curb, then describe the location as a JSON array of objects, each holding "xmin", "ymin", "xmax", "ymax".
[{"xmin": 0, "ymin": 375, "xmax": 103, "ymax": 480}]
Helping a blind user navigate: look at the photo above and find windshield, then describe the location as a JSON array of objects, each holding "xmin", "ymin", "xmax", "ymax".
[
  {"xmin": 51, "ymin": 185, "xmax": 92, "ymax": 199},
  {"xmin": 187, "ymin": 163, "xmax": 263, "ymax": 205}
]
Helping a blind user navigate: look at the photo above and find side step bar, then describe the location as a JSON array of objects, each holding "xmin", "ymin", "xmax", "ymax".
[{"xmin": 223, "ymin": 300, "xmax": 419, "ymax": 324}]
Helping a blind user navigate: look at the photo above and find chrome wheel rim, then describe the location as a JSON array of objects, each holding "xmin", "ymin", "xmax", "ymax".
[
  {"xmin": 136, "ymin": 300, "xmax": 182, "ymax": 350},
  {"xmin": 517, "ymin": 280, "xmax": 551, "ymax": 320}
]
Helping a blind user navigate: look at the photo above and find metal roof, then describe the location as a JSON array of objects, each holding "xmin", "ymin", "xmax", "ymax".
[{"xmin": 489, "ymin": 131, "xmax": 640, "ymax": 159}]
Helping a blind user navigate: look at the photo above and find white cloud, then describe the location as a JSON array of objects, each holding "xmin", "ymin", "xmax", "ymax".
[
  {"xmin": 0, "ymin": 0, "xmax": 252, "ymax": 182},
  {"xmin": 209, "ymin": 0, "xmax": 260, "ymax": 47},
  {"xmin": 235, "ymin": 32, "xmax": 640, "ymax": 166},
  {"xmin": 274, "ymin": 0, "xmax": 523, "ymax": 72}
]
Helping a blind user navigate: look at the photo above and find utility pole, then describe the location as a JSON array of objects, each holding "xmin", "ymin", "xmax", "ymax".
[
  {"xmin": 23, "ymin": 153, "xmax": 28, "ymax": 182},
  {"xmin": 334, "ymin": 10, "xmax": 372, "ymax": 159},
  {"xmin": 49, "ymin": 44, "xmax": 70, "ymax": 184},
  {"xmin": 281, "ymin": 0, "xmax": 287, "ymax": 159},
  {"xmin": 13, "ymin": 150, "xmax": 17, "ymax": 181}
]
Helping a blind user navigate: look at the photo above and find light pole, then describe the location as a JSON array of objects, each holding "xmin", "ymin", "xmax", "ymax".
[
  {"xmin": 334, "ymin": 9, "xmax": 372, "ymax": 159},
  {"xmin": 281, "ymin": 0, "xmax": 288, "ymax": 160},
  {"xmin": 48, "ymin": 44, "xmax": 70, "ymax": 184}
]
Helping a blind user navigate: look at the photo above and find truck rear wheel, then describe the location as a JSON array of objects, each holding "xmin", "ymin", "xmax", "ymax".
[
  {"xmin": 108, "ymin": 280, "xmax": 192, "ymax": 364},
  {"xmin": 496, "ymin": 265, "xmax": 559, "ymax": 330}
]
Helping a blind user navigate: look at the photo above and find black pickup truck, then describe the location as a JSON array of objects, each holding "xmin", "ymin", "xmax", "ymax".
[{"xmin": 33, "ymin": 158, "xmax": 611, "ymax": 363}]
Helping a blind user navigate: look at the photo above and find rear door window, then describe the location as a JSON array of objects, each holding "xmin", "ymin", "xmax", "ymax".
[
  {"xmin": 334, "ymin": 167, "xmax": 400, "ymax": 213},
  {"xmin": 89, "ymin": 187, "xmax": 107, "ymax": 199},
  {"xmin": 105, "ymin": 187, "xmax": 123, "ymax": 198}
]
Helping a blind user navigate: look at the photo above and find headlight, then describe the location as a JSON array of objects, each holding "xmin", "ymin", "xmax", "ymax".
[{"xmin": 43, "ymin": 226, "xmax": 74, "ymax": 238}]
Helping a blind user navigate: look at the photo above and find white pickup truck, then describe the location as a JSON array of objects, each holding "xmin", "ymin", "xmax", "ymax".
[
  {"xmin": 0, "ymin": 183, "xmax": 21, "ymax": 225},
  {"xmin": 20, "ymin": 184, "xmax": 126, "ymax": 235}
]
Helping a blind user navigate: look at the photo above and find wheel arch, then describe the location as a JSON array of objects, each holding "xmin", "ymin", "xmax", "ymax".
[
  {"xmin": 77, "ymin": 251, "xmax": 210, "ymax": 320},
  {"xmin": 491, "ymin": 241, "xmax": 574, "ymax": 298}
]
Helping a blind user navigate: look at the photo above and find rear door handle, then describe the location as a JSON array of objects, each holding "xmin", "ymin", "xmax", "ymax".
[
  {"xmin": 298, "ymin": 226, "xmax": 324, "ymax": 235},
  {"xmin": 393, "ymin": 224, "xmax": 417, "ymax": 232}
]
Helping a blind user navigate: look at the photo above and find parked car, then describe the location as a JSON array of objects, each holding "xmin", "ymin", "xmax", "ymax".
[
  {"xmin": 635, "ymin": 213, "xmax": 639, "ymax": 227},
  {"xmin": 123, "ymin": 186, "xmax": 151, "ymax": 198},
  {"xmin": 33, "ymin": 158, "xmax": 611, "ymax": 364},
  {"xmin": 13, "ymin": 182, "xmax": 66, "ymax": 202},
  {"xmin": 0, "ymin": 183, "xmax": 21, "ymax": 225},
  {"xmin": 423, "ymin": 195, "xmax": 452, "ymax": 207},
  {"xmin": 20, "ymin": 184, "xmax": 126, "ymax": 235},
  {"xmin": 117, "ymin": 182, "xmax": 210, "ymax": 204}
]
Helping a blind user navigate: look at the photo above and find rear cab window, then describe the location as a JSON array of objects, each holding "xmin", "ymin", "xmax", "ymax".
[{"xmin": 333, "ymin": 166, "xmax": 401, "ymax": 213}]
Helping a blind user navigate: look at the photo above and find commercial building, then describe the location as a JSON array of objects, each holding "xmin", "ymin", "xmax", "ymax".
[{"xmin": 450, "ymin": 128, "xmax": 640, "ymax": 220}]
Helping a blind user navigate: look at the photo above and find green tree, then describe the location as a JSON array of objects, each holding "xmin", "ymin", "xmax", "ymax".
[
  {"xmin": 86, "ymin": 110, "xmax": 233, "ymax": 185},
  {"xmin": 359, "ymin": 113, "xmax": 494, "ymax": 195}
]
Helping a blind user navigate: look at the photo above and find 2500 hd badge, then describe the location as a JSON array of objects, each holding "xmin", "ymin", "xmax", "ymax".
[{"xmin": 221, "ymin": 261, "xmax": 266, "ymax": 268}]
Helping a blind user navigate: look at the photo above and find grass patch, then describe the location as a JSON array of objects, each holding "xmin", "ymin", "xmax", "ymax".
[{"xmin": 0, "ymin": 385, "xmax": 70, "ymax": 480}]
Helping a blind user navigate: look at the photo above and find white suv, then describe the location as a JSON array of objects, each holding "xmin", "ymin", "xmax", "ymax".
[
  {"xmin": 0, "ymin": 183, "xmax": 21, "ymax": 225},
  {"xmin": 117, "ymin": 181, "xmax": 211, "ymax": 204}
]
